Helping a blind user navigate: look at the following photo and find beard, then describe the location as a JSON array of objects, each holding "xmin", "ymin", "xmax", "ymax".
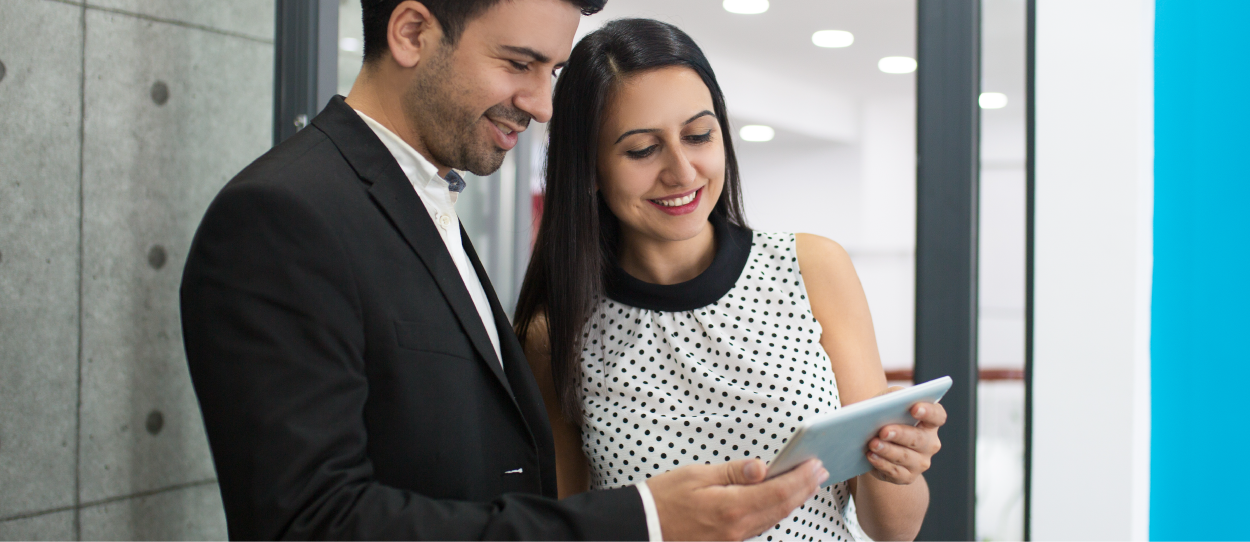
[{"xmin": 403, "ymin": 46, "xmax": 532, "ymax": 176}]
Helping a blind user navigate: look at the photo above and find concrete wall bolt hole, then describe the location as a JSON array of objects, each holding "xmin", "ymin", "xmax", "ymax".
[
  {"xmin": 145, "ymin": 410, "xmax": 165, "ymax": 435},
  {"xmin": 148, "ymin": 245, "xmax": 167, "ymax": 270},
  {"xmin": 150, "ymin": 80, "xmax": 169, "ymax": 105}
]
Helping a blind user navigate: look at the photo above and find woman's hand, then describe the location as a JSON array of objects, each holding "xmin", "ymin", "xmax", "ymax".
[{"xmin": 865, "ymin": 395, "xmax": 947, "ymax": 485}]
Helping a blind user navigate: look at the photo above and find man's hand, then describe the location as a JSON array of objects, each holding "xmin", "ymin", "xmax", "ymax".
[
  {"xmin": 646, "ymin": 458, "xmax": 827, "ymax": 541},
  {"xmin": 865, "ymin": 394, "xmax": 947, "ymax": 485}
]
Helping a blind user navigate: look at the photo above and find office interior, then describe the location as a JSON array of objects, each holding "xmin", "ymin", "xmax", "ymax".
[{"xmin": 0, "ymin": 0, "xmax": 1243, "ymax": 540}]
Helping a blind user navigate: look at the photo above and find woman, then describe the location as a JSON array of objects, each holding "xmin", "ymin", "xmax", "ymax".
[{"xmin": 515, "ymin": 19, "xmax": 944, "ymax": 541}]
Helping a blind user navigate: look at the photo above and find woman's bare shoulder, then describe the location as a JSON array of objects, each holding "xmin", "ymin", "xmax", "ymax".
[{"xmin": 794, "ymin": 233, "xmax": 856, "ymax": 279}]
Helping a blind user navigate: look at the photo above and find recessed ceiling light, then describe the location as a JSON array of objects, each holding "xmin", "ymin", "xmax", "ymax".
[
  {"xmin": 339, "ymin": 37, "xmax": 361, "ymax": 53},
  {"xmin": 878, "ymin": 56, "xmax": 917, "ymax": 74},
  {"xmin": 812, "ymin": 30, "xmax": 854, "ymax": 48},
  {"xmin": 979, "ymin": 92, "xmax": 1008, "ymax": 109},
  {"xmin": 723, "ymin": 0, "xmax": 769, "ymax": 15},
  {"xmin": 740, "ymin": 125, "xmax": 775, "ymax": 142}
]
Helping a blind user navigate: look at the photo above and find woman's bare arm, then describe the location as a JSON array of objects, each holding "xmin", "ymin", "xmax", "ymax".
[
  {"xmin": 796, "ymin": 233, "xmax": 931, "ymax": 541},
  {"xmin": 522, "ymin": 314, "xmax": 592, "ymax": 499}
]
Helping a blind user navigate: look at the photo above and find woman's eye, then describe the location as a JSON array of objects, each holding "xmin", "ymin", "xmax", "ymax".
[
  {"xmin": 685, "ymin": 130, "xmax": 714, "ymax": 144},
  {"xmin": 626, "ymin": 145, "xmax": 658, "ymax": 159}
]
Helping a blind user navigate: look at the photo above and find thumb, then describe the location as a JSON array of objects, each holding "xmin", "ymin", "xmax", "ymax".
[{"xmin": 720, "ymin": 458, "xmax": 767, "ymax": 486}]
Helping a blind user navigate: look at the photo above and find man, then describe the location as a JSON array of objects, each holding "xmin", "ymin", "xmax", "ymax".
[{"xmin": 180, "ymin": 0, "xmax": 827, "ymax": 539}]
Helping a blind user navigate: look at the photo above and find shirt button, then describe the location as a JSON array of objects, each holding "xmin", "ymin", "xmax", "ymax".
[{"xmin": 439, "ymin": 214, "xmax": 452, "ymax": 227}]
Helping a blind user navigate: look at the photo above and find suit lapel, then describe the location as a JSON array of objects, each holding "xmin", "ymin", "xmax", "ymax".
[
  {"xmin": 311, "ymin": 97, "xmax": 513, "ymax": 398},
  {"xmin": 459, "ymin": 228, "xmax": 552, "ymax": 449}
]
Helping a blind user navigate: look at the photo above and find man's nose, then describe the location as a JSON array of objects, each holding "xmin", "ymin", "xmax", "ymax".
[{"xmin": 515, "ymin": 75, "xmax": 554, "ymax": 124}]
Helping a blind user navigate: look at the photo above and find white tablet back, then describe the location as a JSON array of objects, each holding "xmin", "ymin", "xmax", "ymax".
[{"xmin": 766, "ymin": 376, "xmax": 953, "ymax": 486}]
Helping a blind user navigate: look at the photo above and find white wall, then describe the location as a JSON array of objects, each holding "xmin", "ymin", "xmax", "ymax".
[{"xmin": 1031, "ymin": 1, "xmax": 1154, "ymax": 539}]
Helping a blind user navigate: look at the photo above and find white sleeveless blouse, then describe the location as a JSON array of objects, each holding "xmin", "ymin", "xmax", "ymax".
[{"xmin": 578, "ymin": 219, "xmax": 868, "ymax": 541}]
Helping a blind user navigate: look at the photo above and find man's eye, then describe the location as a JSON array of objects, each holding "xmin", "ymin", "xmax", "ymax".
[
  {"xmin": 509, "ymin": 60, "xmax": 529, "ymax": 71},
  {"xmin": 626, "ymin": 145, "xmax": 658, "ymax": 159}
]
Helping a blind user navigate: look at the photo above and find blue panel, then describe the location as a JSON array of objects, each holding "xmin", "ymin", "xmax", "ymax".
[{"xmin": 1153, "ymin": 1, "xmax": 1250, "ymax": 540}]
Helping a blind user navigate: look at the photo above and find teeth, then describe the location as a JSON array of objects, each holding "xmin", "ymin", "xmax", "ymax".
[
  {"xmin": 492, "ymin": 120, "xmax": 514, "ymax": 135},
  {"xmin": 653, "ymin": 191, "xmax": 698, "ymax": 207}
]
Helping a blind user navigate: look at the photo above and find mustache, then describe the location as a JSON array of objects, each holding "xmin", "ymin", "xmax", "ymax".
[{"xmin": 484, "ymin": 103, "xmax": 531, "ymax": 130}]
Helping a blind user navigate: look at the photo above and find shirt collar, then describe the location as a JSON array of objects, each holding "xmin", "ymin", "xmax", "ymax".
[{"xmin": 354, "ymin": 110, "xmax": 459, "ymax": 199}]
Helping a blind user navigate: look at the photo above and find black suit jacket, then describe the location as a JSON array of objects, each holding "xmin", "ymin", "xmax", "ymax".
[{"xmin": 180, "ymin": 96, "xmax": 646, "ymax": 540}]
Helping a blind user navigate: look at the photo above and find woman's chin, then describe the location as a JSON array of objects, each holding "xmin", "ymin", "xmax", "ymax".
[{"xmin": 641, "ymin": 213, "xmax": 713, "ymax": 243}]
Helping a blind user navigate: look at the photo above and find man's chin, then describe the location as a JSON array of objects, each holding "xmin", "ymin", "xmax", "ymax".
[{"xmin": 461, "ymin": 149, "xmax": 508, "ymax": 177}]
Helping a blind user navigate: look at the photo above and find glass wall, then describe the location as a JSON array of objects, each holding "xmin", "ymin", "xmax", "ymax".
[{"xmin": 977, "ymin": 0, "xmax": 1028, "ymax": 539}]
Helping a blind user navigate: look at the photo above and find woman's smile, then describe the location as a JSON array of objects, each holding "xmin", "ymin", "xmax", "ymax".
[{"xmin": 647, "ymin": 187, "xmax": 702, "ymax": 215}]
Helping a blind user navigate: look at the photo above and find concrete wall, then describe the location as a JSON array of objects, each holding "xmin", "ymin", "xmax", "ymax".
[{"xmin": 0, "ymin": 1, "xmax": 273, "ymax": 539}]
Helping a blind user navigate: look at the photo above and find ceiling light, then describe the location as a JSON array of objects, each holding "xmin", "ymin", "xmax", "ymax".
[
  {"xmin": 979, "ymin": 92, "xmax": 1008, "ymax": 109},
  {"xmin": 812, "ymin": 30, "xmax": 854, "ymax": 48},
  {"xmin": 723, "ymin": 0, "xmax": 769, "ymax": 15},
  {"xmin": 740, "ymin": 125, "xmax": 775, "ymax": 142},
  {"xmin": 878, "ymin": 56, "xmax": 917, "ymax": 74},
  {"xmin": 339, "ymin": 37, "xmax": 361, "ymax": 53}
]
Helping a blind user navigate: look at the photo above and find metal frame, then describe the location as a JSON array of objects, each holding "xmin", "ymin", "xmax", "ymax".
[
  {"xmin": 273, "ymin": 0, "xmax": 338, "ymax": 146},
  {"xmin": 1023, "ymin": 0, "xmax": 1037, "ymax": 539},
  {"xmin": 914, "ymin": 1, "xmax": 981, "ymax": 540}
]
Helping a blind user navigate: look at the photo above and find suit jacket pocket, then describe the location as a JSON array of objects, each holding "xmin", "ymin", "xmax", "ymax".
[{"xmin": 394, "ymin": 318, "xmax": 476, "ymax": 360}]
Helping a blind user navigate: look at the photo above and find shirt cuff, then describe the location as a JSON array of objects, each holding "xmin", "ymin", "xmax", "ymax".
[{"xmin": 635, "ymin": 481, "xmax": 664, "ymax": 542}]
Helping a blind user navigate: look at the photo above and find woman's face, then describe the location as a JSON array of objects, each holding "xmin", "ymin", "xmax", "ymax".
[{"xmin": 597, "ymin": 66, "xmax": 726, "ymax": 244}]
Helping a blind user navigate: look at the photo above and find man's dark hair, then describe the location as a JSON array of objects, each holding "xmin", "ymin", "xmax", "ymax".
[{"xmin": 361, "ymin": 0, "xmax": 607, "ymax": 62}]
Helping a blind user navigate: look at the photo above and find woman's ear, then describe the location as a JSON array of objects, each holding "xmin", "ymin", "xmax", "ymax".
[{"xmin": 387, "ymin": 1, "xmax": 443, "ymax": 69}]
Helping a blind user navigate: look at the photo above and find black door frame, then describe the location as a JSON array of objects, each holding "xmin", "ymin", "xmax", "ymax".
[
  {"xmin": 273, "ymin": 0, "xmax": 337, "ymax": 146},
  {"xmin": 914, "ymin": 1, "xmax": 981, "ymax": 539}
]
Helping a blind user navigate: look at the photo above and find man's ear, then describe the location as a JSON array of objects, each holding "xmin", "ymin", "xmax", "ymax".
[{"xmin": 387, "ymin": 0, "xmax": 443, "ymax": 69}]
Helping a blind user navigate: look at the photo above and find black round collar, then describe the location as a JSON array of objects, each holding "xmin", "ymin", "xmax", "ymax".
[{"xmin": 604, "ymin": 213, "xmax": 753, "ymax": 312}]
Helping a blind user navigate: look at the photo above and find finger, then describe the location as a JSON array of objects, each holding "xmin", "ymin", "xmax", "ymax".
[
  {"xmin": 912, "ymin": 402, "xmax": 948, "ymax": 427},
  {"xmin": 876, "ymin": 385, "xmax": 905, "ymax": 397},
  {"xmin": 869, "ymin": 439, "xmax": 924, "ymax": 473},
  {"xmin": 866, "ymin": 450, "xmax": 910, "ymax": 483},
  {"xmin": 738, "ymin": 460, "xmax": 827, "ymax": 532},
  {"xmin": 720, "ymin": 458, "xmax": 768, "ymax": 486},
  {"xmin": 879, "ymin": 425, "xmax": 931, "ymax": 452}
]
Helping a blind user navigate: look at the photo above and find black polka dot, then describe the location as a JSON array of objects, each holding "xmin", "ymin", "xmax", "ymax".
[{"xmin": 579, "ymin": 232, "xmax": 862, "ymax": 540}]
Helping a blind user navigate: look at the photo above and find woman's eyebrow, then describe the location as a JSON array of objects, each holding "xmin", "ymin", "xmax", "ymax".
[{"xmin": 614, "ymin": 110, "xmax": 717, "ymax": 144}]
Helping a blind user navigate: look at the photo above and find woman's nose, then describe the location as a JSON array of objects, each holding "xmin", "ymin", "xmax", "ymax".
[{"xmin": 661, "ymin": 145, "xmax": 698, "ymax": 186}]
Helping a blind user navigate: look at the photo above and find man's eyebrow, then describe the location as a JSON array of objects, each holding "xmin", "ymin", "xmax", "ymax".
[
  {"xmin": 501, "ymin": 45, "xmax": 551, "ymax": 64},
  {"xmin": 614, "ymin": 111, "xmax": 718, "ymax": 144}
]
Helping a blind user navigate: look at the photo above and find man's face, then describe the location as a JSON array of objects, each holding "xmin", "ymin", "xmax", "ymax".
[{"xmin": 405, "ymin": 0, "xmax": 580, "ymax": 176}]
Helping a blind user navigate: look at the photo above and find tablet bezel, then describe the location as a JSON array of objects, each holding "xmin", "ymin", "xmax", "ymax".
[{"xmin": 764, "ymin": 376, "xmax": 953, "ymax": 485}]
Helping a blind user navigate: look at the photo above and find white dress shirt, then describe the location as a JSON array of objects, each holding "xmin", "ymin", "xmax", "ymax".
[
  {"xmin": 355, "ymin": 110, "xmax": 501, "ymax": 364},
  {"xmin": 356, "ymin": 110, "xmax": 661, "ymax": 542}
]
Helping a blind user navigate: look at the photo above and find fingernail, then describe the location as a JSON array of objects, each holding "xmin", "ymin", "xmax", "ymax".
[
  {"xmin": 873, "ymin": 441, "xmax": 883, "ymax": 451},
  {"xmin": 886, "ymin": 430, "xmax": 896, "ymax": 440},
  {"xmin": 917, "ymin": 406, "xmax": 926, "ymax": 416},
  {"xmin": 817, "ymin": 468, "xmax": 829, "ymax": 484},
  {"xmin": 744, "ymin": 460, "xmax": 763, "ymax": 480},
  {"xmin": 870, "ymin": 453, "xmax": 880, "ymax": 460}
]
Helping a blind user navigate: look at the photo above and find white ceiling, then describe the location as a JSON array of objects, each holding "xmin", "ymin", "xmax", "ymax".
[
  {"xmin": 578, "ymin": 0, "xmax": 1027, "ymax": 148},
  {"xmin": 579, "ymin": 0, "xmax": 918, "ymax": 101}
]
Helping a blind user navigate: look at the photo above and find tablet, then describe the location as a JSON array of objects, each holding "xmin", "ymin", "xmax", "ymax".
[{"xmin": 765, "ymin": 376, "xmax": 952, "ymax": 486}]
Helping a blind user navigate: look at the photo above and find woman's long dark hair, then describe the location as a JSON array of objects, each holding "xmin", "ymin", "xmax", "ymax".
[{"xmin": 513, "ymin": 18, "xmax": 748, "ymax": 423}]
